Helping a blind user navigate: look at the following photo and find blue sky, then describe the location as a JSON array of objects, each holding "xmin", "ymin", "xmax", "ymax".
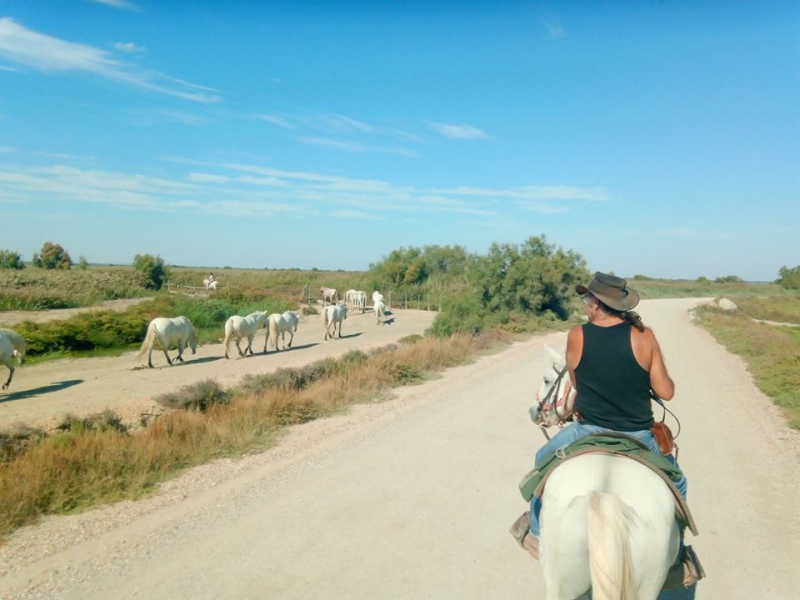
[{"xmin": 0, "ymin": 1, "xmax": 797, "ymax": 281}]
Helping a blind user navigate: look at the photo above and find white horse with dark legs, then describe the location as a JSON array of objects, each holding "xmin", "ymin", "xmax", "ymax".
[
  {"xmin": 320, "ymin": 286, "xmax": 338, "ymax": 306},
  {"xmin": 323, "ymin": 303, "xmax": 347, "ymax": 340},
  {"xmin": 374, "ymin": 298, "xmax": 385, "ymax": 325},
  {"xmin": 264, "ymin": 311, "xmax": 299, "ymax": 352},
  {"xmin": 224, "ymin": 311, "xmax": 267, "ymax": 358},
  {"xmin": 530, "ymin": 345, "xmax": 684, "ymax": 600},
  {"xmin": 136, "ymin": 316, "xmax": 198, "ymax": 368},
  {"xmin": 0, "ymin": 328, "xmax": 27, "ymax": 390}
]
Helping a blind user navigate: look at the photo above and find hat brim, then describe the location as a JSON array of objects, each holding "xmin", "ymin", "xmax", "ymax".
[{"xmin": 575, "ymin": 283, "xmax": 639, "ymax": 312}]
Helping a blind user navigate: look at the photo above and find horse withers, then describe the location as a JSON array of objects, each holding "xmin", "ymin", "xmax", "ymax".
[{"xmin": 136, "ymin": 316, "xmax": 198, "ymax": 368}]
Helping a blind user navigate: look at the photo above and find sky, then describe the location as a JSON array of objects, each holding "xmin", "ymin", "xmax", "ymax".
[{"xmin": 0, "ymin": 1, "xmax": 797, "ymax": 282}]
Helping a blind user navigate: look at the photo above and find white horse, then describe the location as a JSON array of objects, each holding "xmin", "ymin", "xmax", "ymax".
[
  {"xmin": 203, "ymin": 279, "xmax": 218, "ymax": 291},
  {"xmin": 0, "ymin": 328, "xmax": 27, "ymax": 390},
  {"xmin": 374, "ymin": 298, "xmax": 386, "ymax": 325},
  {"xmin": 264, "ymin": 311, "xmax": 299, "ymax": 352},
  {"xmin": 323, "ymin": 303, "xmax": 347, "ymax": 340},
  {"xmin": 320, "ymin": 286, "xmax": 338, "ymax": 306},
  {"xmin": 136, "ymin": 316, "xmax": 198, "ymax": 368},
  {"xmin": 530, "ymin": 346, "xmax": 683, "ymax": 600},
  {"xmin": 372, "ymin": 290, "xmax": 384, "ymax": 306},
  {"xmin": 224, "ymin": 311, "xmax": 267, "ymax": 359}
]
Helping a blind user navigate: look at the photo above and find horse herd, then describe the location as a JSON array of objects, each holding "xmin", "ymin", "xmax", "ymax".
[{"xmin": 0, "ymin": 290, "xmax": 390, "ymax": 385}]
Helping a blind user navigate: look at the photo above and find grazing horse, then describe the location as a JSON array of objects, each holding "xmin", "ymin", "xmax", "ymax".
[
  {"xmin": 323, "ymin": 303, "xmax": 347, "ymax": 340},
  {"xmin": 224, "ymin": 311, "xmax": 267, "ymax": 358},
  {"xmin": 0, "ymin": 328, "xmax": 27, "ymax": 390},
  {"xmin": 530, "ymin": 346, "xmax": 683, "ymax": 600},
  {"xmin": 264, "ymin": 311, "xmax": 300, "ymax": 352},
  {"xmin": 374, "ymin": 298, "xmax": 386, "ymax": 325},
  {"xmin": 136, "ymin": 316, "xmax": 198, "ymax": 368},
  {"xmin": 320, "ymin": 286, "xmax": 338, "ymax": 306}
]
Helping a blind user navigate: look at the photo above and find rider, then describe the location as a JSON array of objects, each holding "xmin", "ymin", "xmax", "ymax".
[{"xmin": 512, "ymin": 272, "xmax": 702, "ymax": 585}]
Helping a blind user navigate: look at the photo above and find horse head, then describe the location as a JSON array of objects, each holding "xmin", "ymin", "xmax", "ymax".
[{"xmin": 530, "ymin": 345, "xmax": 576, "ymax": 428}]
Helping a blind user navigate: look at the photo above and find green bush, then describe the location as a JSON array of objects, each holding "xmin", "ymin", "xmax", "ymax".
[
  {"xmin": 34, "ymin": 242, "xmax": 72, "ymax": 270},
  {"xmin": 778, "ymin": 265, "xmax": 800, "ymax": 290},
  {"xmin": 0, "ymin": 250, "xmax": 25, "ymax": 270},
  {"xmin": 133, "ymin": 254, "xmax": 168, "ymax": 290}
]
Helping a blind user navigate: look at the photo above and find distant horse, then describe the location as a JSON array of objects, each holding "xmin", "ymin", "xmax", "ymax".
[
  {"xmin": 345, "ymin": 290, "xmax": 367, "ymax": 313},
  {"xmin": 320, "ymin": 286, "xmax": 338, "ymax": 306},
  {"xmin": 224, "ymin": 311, "xmax": 267, "ymax": 359},
  {"xmin": 0, "ymin": 328, "xmax": 27, "ymax": 390},
  {"xmin": 136, "ymin": 316, "xmax": 198, "ymax": 368},
  {"xmin": 530, "ymin": 346, "xmax": 684, "ymax": 599},
  {"xmin": 203, "ymin": 279, "xmax": 218, "ymax": 291},
  {"xmin": 323, "ymin": 303, "xmax": 347, "ymax": 340},
  {"xmin": 374, "ymin": 298, "xmax": 386, "ymax": 325},
  {"xmin": 372, "ymin": 290, "xmax": 384, "ymax": 307},
  {"xmin": 264, "ymin": 311, "xmax": 300, "ymax": 352}
]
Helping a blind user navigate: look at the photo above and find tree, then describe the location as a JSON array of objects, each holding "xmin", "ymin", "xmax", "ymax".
[
  {"xmin": 777, "ymin": 265, "xmax": 800, "ymax": 290},
  {"xmin": 133, "ymin": 254, "xmax": 169, "ymax": 290},
  {"xmin": 35, "ymin": 242, "xmax": 72, "ymax": 269},
  {"xmin": 0, "ymin": 249, "xmax": 25, "ymax": 270}
]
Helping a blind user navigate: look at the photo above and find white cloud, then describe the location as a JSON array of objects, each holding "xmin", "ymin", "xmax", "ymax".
[
  {"xmin": 428, "ymin": 121, "xmax": 487, "ymax": 139},
  {"xmin": 255, "ymin": 114, "xmax": 297, "ymax": 130},
  {"xmin": 0, "ymin": 146, "xmax": 16, "ymax": 153},
  {"xmin": 297, "ymin": 137, "xmax": 367, "ymax": 152},
  {"xmin": 87, "ymin": 0, "xmax": 140, "ymax": 11},
  {"xmin": 188, "ymin": 173, "xmax": 230, "ymax": 183},
  {"xmin": 0, "ymin": 64, "xmax": 16, "ymax": 71},
  {"xmin": 0, "ymin": 18, "xmax": 219, "ymax": 103},
  {"xmin": 545, "ymin": 19, "xmax": 565, "ymax": 39},
  {"xmin": 114, "ymin": 42, "xmax": 145, "ymax": 53}
]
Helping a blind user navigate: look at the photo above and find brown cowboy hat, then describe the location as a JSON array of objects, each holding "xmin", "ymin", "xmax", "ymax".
[{"xmin": 575, "ymin": 272, "xmax": 640, "ymax": 312}]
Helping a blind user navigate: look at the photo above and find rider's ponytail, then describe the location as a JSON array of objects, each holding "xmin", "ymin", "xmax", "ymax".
[{"xmin": 624, "ymin": 310, "xmax": 645, "ymax": 332}]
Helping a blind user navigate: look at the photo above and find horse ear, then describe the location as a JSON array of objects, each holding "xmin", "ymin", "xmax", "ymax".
[{"xmin": 545, "ymin": 345, "xmax": 566, "ymax": 370}]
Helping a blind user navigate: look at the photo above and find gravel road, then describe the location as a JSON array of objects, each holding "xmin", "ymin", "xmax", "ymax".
[{"xmin": 0, "ymin": 299, "xmax": 798, "ymax": 600}]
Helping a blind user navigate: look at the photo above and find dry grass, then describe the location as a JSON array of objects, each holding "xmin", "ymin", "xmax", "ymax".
[{"xmin": 0, "ymin": 330, "xmax": 509, "ymax": 540}]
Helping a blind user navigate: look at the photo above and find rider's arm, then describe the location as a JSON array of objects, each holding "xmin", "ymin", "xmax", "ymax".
[
  {"xmin": 645, "ymin": 329, "xmax": 675, "ymax": 400},
  {"xmin": 565, "ymin": 325, "xmax": 582, "ymax": 387}
]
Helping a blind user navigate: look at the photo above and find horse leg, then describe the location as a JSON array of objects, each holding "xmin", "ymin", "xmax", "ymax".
[
  {"xmin": 175, "ymin": 342, "xmax": 185, "ymax": 363},
  {"xmin": 245, "ymin": 334, "xmax": 254, "ymax": 356},
  {"xmin": 287, "ymin": 331, "xmax": 293, "ymax": 349},
  {"xmin": 1, "ymin": 363, "xmax": 13, "ymax": 390},
  {"xmin": 235, "ymin": 336, "xmax": 244, "ymax": 357}
]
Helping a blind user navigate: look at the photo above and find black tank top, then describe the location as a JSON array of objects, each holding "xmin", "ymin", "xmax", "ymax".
[{"xmin": 574, "ymin": 321, "xmax": 654, "ymax": 431}]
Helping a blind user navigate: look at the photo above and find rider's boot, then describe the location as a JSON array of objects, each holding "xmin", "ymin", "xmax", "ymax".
[
  {"xmin": 509, "ymin": 511, "xmax": 539, "ymax": 560},
  {"xmin": 663, "ymin": 544, "xmax": 706, "ymax": 589}
]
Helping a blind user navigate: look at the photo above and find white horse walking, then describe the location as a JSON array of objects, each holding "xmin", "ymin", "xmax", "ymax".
[
  {"xmin": 374, "ymin": 298, "xmax": 386, "ymax": 325},
  {"xmin": 203, "ymin": 279, "xmax": 218, "ymax": 291},
  {"xmin": 224, "ymin": 311, "xmax": 267, "ymax": 358},
  {"xmin": 323, "ymin": 303, "xmax": 347, "ymax": 340},
  {"xmin": 372, "ymin": 290, "xmax": 384, "ymax": 306},
  {"xmin": 529, "ymin": 346, "xmax": 687, "ymax": 600},
  {"xmin": 320, "ymin": 286, "xmax": 338, "ymax": 306},
  {"xmin": 264, "ymin": 311, "xmax": 300, "ymax": 352},
  {"xmin": 136, "ymin": 316, "xmax": 198, "ymax": 368},
  {"xmin": 0, "ymin": 328, "xmax": 27, "ymax": 390}
]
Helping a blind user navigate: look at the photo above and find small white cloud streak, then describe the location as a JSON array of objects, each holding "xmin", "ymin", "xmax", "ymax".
[
  {"xmin": 255, "ymin": 114, "xmax": 296, "ymax": 130},
  {"xmin": 0, "ymin": 18, "xmax": 219, "ymax": 103},
  {"xmin": 114, "ymin": 42, "xmax": 145, "ymax": 53},
  {"xmin": 428, "ymin": 121, "xmax": 487, "ymax": 139},
  {"xmin": 545, "ymin": 20, "xmax": 565, "ymax": 39},
  {"xmin": 0, "ymin": 64, "xmax": 16, "ymax": 71},
  {"xmin": 0, "ymin": 146, "xmax": 16, "ymax": 153},
  {"xmin": 297, "ymin": 137, "xmax": 367, "ymax": 152},
  {"xmin": 87, "ymin": 0, "xmax": 140, "ymax": 11}
]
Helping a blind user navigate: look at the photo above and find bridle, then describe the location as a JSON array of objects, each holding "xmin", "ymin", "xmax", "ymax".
[{"xmin": 533, "ymin": 365, "xmax": 575, "ymax": 441}]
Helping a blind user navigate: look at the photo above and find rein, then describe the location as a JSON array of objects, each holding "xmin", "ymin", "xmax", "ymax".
[{"xmin": 535, "ymin": 365, "xmax": 574, "ymax": 440}]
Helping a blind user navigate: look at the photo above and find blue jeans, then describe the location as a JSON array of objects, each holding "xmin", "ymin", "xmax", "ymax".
[{"xmin": 529, "ymin": 421, "xmax": 688, "ymax": 536}]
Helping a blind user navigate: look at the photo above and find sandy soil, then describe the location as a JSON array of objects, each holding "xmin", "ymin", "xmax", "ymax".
[{"xmin": 1, "ymin": 299, "xmax": 799, "ymax": 600}]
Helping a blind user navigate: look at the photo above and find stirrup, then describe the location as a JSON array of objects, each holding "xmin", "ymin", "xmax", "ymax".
[
  {"xmin": 509, "ymin": 511, "xmax": 539, "ymax": 560},
  {"xmin": 663, "ymin": 545, "xmax": 706, "ymax": 589}
]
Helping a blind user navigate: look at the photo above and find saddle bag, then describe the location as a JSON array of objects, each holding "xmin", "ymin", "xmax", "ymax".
[{"xmin": 651, "ymin": 421, "xmax": 676, "ymax": 456}]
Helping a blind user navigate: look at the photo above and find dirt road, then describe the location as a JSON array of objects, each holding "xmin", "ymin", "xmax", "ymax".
[{"xmin": 1, "ymin": 299, "xmax": 799, "ymax": 599}]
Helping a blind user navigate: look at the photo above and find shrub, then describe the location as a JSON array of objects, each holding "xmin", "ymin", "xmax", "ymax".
[
  {"xmin": 133, "ymin": 254, "xmax": 168, "ymax": 290},
  {"xmin": 34, "ymin": 242, "xmax": 72, "ymax": 270},
  {"xmin": 0, "ymin": 250, "xmax": 25, "ymax": 270},
  {"xmin": 778, "ymin": 265, "xmax": 800, "ymax": 290},
  {"xmin": 155, "ymin": 379, "xmax": 230, "ymax": 412}
]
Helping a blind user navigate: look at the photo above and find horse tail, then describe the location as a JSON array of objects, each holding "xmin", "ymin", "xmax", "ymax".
[
  {"xmin": 587, "ymin": 491, "xmax": 637, "ymax": 600},
  {"xmin": 268, "ymin": 316, "xmax": 279, "ymax": 350},
  {"xmin": 136, "ymin": 322, "xmax": 157, "ymax": 360}
]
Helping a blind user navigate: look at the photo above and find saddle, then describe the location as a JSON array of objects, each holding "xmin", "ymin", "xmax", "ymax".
[{"xmin": 518, "ymin": 432, "xmax": 697, "ymax": 535}]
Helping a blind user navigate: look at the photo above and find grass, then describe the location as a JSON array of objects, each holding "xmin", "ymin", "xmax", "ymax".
[
  {"xmin": 693, "ymin": 294, "xmax": 800, "ymax": 430},
  {"xmin": 0, "ymin": 330, "xmax": 510, "ymax": 541}
]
